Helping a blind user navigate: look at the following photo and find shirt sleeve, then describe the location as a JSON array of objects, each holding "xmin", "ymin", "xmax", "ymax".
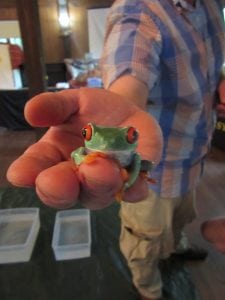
[{"xmin": 100, "ymin": 0, "xmax": 162, "ymax": 90}]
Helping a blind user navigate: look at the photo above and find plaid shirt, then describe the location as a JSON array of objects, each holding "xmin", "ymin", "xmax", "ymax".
[{"xmin": 101, "ymin": 0, "xmax": 225, "ymax": 197}]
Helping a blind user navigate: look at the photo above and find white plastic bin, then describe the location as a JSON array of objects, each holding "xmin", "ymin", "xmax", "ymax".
[
  {"xmin": 52, "ymin": 209, "xmax": 91, "ymax": 260},
  {"xmin": 0, "ymin": 207, "xmax": 40, "ymax": 264}
]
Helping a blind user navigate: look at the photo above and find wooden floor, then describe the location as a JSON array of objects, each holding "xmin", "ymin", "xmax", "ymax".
[{"xmin": 0, "ymin": 127, "xmax": 225, "ymax": 300}]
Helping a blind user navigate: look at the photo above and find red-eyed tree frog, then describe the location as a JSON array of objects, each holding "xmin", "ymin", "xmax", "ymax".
[{"xmin": 71, "ymin": 123, "xmax": 154, "ymax": 200}]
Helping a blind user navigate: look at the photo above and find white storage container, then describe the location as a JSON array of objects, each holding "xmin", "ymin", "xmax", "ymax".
[
  {"xmin": 52, "ymin": 209, "xmax": 91, "ymax": 260},
  {"xmin": 0, "ymin": 207, "xmax": 40, "ymax": 264}
]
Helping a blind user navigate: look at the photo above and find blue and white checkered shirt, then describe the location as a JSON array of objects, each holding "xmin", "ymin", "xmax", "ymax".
[{"xmin": 101, "ymin": 0, "xmax": 225, "ymax": 197}]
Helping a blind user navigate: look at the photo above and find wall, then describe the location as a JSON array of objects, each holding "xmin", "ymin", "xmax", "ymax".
[
  {"xmin": 39, "ymin": 0, "xmax": 65, "ymax": 63},
  {"xmin": 0, "ymin": 7, "xmax": 17, "ymax": 20},
  {"xmin": 0, "ymin": 0, "xmax": 114, "ymax": 63},
  {"xmin": 69, "ymin": 4, "xmax": 89, "ymax": 61}
]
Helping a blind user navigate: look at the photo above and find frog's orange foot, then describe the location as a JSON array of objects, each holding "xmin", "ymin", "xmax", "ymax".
[
  {"xmin": 114, "ymin": 168, "xmax": 129, "ymax": 202},
  {"xmin": 115, "ymin": 190, "xmax": 124, "ymax": 202},
  {"xmin": 147, "ymin": 177, "xmax": 157, "ymax": 184},
  {"xmin": 120, "ymin": 168, "xmax": 129, "ymax": 182},
  {"xmin": 83, "ymin": 152, "xmax": 108, "ymax": 164},
  {"xmin": 140, "ymin": 171, "xmax": 156, "ymax": 184}
]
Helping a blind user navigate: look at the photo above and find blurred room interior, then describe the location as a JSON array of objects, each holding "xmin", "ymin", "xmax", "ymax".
[{"xmin": 0, "ymin": 1, "xmax": 224, "ymax": 300}]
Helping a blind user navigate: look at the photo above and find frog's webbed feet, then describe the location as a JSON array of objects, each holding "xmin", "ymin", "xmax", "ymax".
[
  {"xmin": 114, "ymin": 154, "xmax": 141, "ymax": 202},
  {"xmin": 71, "ymin": 147, "xmax": 86, "ymax": 166},
  {"xmin": 115, "ymin": 168, "xmax": 129, "ymax": 202},
  {"xmin": 140, "ymin": 171, "xmax": 157, "ymax": 184},
  {"xmin": 120, "ymin": 168, "xmax": 129, "ymax": 182},
  {"xmin": 115, "ymin": 160, "xmax": 156, "ymax": 202},
  {"xmin": 83, "ymin": 151, "xmax": 108, "ymax": 164},
  {"xmin": 122, "ymin": 153, "xmax": 141, "ymax": 190},
  {"xmin": 71, "ymin": 148, "xmax": 108, "ymax": 165},
  {"xmin": 115, "ymin": 190, "xmax": 124, "ymax": 202}
]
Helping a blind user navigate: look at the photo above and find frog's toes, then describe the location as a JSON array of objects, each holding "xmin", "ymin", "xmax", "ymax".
[
  {"xmin": 83, "ymin": 152, "xmax": 107, "ymax": 164},
  {"xmin": 83, "ymin": 154, "xmax": 96, "ymax": 164},
  {"xmin": 140, "ymin": 171, "xmax": 156, "ymax": 184},
  {"xmin": 120, "ymin": 168, "xmax": 129, "ymax": 183},
  {"xmin": 115, "ymin": 189, "xmax": 125, "ymax": 202}
]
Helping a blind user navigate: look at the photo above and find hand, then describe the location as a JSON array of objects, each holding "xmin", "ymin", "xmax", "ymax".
[
  {"xmin": 217, "ymin": 79, "xmax": 225, "ymax": 118},
  {"xmin": 7, "ymin": 88, "xmax": 163, "ymax": 210}
]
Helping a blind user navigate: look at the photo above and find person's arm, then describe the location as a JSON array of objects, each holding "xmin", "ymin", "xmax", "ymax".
[
  {"xmin": 108, "ymin": 75, "xmax": 148, "ymax": 110},
  {"xmin": 100, "ymin": 0, "xmax": 161, "ymax": 111}
]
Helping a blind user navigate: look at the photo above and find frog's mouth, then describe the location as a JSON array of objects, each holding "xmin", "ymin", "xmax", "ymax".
[{"xmin": 85, "ymin": 148, "xmax": 135, "ymax": 167}]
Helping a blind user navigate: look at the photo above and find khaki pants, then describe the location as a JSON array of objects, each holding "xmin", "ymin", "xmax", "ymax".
[{"xmin": 119, "ymin": 189, "xmax": 196, "ymax": 299}]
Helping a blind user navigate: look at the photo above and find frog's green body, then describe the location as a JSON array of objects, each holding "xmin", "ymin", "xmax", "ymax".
[{"xmin": 71, "ymin": 123, "xmax": 141, "ymax": 190}]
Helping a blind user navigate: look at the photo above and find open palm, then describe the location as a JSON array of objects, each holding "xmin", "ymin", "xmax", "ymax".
[{"xmin": 7, "ymin": 88, "xmax": 162, "ymax": 209}]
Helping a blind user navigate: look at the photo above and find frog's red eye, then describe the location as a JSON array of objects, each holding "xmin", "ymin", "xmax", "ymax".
[
  {"xmin": 127, "ymin": 127, "xmax": 138, "ymax": 144},
  {"xmin": 82, "ymin": 124, "xmax": 92, "ymax": 141}
]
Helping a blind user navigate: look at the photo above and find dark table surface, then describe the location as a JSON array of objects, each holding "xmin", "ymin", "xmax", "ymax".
[{"xmin": 0, "ymin": 187, "xmax": 198, "ymax": 300}]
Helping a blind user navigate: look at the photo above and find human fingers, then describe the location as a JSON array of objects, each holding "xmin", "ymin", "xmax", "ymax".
[
  {"xmin": 24, "ymin": 90, "xmax": 80, "ymax": 127},
  {"xmin": 7, "ymin": 90, "xmax": 82, "ymax": 187},
  {"xmin": 35, "ymin": 161, "xmax": 80, "ymax": 209},
  {"xmin": 33, "ymin": 156, "xmax": 123, "ymax": 210},
  {"xmin": 7, "ymin": 110, "xmax": 83, "ymax": 188},
  {"xmin": 7, "ymin": 139, "xmax": 65, "ymax": 187},
  {"xmin": 24, "ymin": 88, "xmax": 137, "ymax": 129},
  {"xmin": 24, "ymin": 88, "xmax": 162, "ymax": 164},
  {"xmin": 76, "ymin": 158, "xmax": 151, "ymax": 209},
  {"xmin": 74, "ymin": 157, "xmax": 124, "ymax": 210},
  {"xmin": 122, "ymin": 175, "xmax": 149, "ymax": 203}
]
